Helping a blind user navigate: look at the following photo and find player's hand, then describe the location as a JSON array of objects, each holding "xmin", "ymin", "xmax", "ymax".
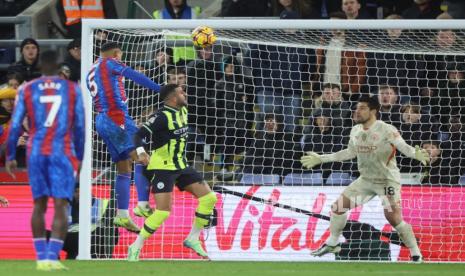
[
  {"xmin": 5, "ymin": 160, "xmax": 17, "ymax": 179},
  {"xmin": 17, "ymin": 136, "xmax": 27, "ymax": 146},
  {"xmin": 137, "ymin": 152, "xmax": 150, "ymax": 166},
  {"xmin": 415, "ymin": 145, "xmax": 430, "ymax": 166},
  {"xmin": 0, "ymin": 196, "xmax": 9, "ymax": 207},
  {"xmin": 300, "ymin": 152, "xmax": 322, "ymax": 169}
]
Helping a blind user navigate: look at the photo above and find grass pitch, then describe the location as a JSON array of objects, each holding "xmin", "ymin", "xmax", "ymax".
[{"xmin": 1, "ymin": 260, "xmax": 465, "ymax": 276}]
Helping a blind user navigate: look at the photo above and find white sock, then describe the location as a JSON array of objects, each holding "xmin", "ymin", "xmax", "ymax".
[
  {"xmin": 186, "ymin": 225, "xmax": 202, "ymax": 241},
  {"xmin": 138, "ymin": 201, "xmax": 149, "ymax": 209},
  {"xmin": 117, "ymin": 209, "xmax": 129, "ymax": 217},
  {"xmin": 395, "ymin": 221, "xmax": 421, "ymax": 256},
  {"xmin": 326, "ymin": 212, "xmax": 348, "ymax": 246},
  {"xmin": 132, "ymin": 235, "xmax": 146, "ymax": 250}
]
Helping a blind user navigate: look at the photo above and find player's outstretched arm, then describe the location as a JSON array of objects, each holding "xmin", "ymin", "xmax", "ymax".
[
  {"xmin": 121, "ymin": 67, "xmax": 161, "ymax": 92},
  {"xmin": 388, "ymin": 126, "xmax": 430, "ymax": 166},
  {"xmin": 301, "ymin": 148, "xmax": 357, "ymax": 169}
]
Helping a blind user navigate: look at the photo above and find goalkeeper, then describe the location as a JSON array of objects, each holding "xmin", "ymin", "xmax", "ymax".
[
  {"xmin": 301, "ymin": 95, "xmax": 429, "ymax": 263},
  {"xmin": 127, "ymin": 84, "xmax": 217, "ymax": 261}
]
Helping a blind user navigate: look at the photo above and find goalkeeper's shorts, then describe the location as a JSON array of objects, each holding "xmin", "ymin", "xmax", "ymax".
[
  {"xmin": 342, "ymin": 177, "xmax": 401, "ymax": 209},
  {"xmin": 95, "ymin": 113, "xmax": 138, "ymax": 162}
]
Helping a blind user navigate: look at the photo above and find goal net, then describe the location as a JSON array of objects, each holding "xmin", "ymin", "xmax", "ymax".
[{"xmin": 79, "ymin": 19, "xmax": 465, "ymax": 262}]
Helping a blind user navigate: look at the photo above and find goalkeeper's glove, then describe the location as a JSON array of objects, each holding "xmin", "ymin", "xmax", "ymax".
[
  {"xmin": 300, "ymin": 152, "xmax": 322, "ymax": 169},
  {"xmin": 414, "ymin": 145, "xmax": 430, "ymax": 166}
]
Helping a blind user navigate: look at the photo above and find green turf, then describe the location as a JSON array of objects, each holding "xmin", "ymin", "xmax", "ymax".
[{"xmin": 1, "ymin": 260, "xmax": 465, "ymax": 276}]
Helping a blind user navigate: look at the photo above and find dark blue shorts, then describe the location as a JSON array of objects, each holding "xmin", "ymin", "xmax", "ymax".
[
  {"xmin": 28, "ymin": 154, "xmax": 78, "ymax": 201},
  {"xmin": 143, "ymin": 167, "xmax": 204, "ymax": 193},
  {"xmin": 95, "ymin": 113, "xmax": 138, "ymax": 162}
]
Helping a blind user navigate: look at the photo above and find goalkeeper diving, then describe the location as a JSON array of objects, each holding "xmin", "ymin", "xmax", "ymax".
[{"xmin": 301, "ymin": 95, "xmax": 429, "ymax": 262}]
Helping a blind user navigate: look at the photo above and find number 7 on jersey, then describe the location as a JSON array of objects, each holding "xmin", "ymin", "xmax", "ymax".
[{"xmin": 39, "ymin": 95, "xmax": 62, "ymax": 127}]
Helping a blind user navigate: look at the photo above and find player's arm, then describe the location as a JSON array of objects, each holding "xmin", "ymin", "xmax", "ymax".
[
  {"xmin": 5, "ymin": 87, "xmax": 27, "ymax": 176},
  {"xmin": 73, "ymin": 84, "xmax": 85, "ymax": 161},
  {"xmin": 133, "ymin": 113, "xmax": 167, "ymax": 165},
  {"xmin": 301, "ymin": 129, "xmax": 357, "ymax": 169},
  {"xmin": 111, "ymin": 60, "xmax": 160, "ymax": 92},
  {"xmin": 387, "ymin": 124, "xmax": 430, "ymax": 165}
]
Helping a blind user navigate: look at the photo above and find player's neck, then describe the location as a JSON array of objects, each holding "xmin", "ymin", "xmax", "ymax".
[
  {"xmin": 362, "ymin": 117, "xmax": 377, "ymax": 130},
  {"xmin": 164, "ymin": 103, "xmax": 179, "ymax": 111}
]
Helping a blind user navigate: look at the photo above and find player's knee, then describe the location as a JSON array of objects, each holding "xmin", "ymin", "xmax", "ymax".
[
  {"xmin": 199, "ymin": 192, "xmax": 217, "ymax": 209},
  {"xmin": 116, "ymin": 160, "xmax": 131, "ymax": 173},
  {"xmin": 385, "ymin": 213, "xmax": 402, "ymax": 227},
  {"xmin": 156, "ymin": 205, "xmax": 172, "ymax": 212}
]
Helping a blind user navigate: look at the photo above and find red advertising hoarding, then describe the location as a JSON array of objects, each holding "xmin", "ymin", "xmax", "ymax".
[{"xmin": 1, "ymin": 184, "xmax": 464, "ymax": 262}]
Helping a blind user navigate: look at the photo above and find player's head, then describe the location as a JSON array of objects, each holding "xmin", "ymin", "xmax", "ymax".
[
  {"xmin": 355, "ymin": 95, "xmax": 379, "ymax": 124},
  {"xmin": 100, "ymin": 42, "xmax": 122, "ymax": 60},
  {"xmin": 160, "ymin": 84, "xmax": 186, "ymax": 108},
  {"xmin": 40, "ymin": 50, "xmax": 59, "ymax": 76}
]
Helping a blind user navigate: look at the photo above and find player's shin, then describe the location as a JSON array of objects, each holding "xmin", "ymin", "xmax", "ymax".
[
  {"xmin": 133, "ymin": 209, "xmax": 170, "ymax": 249},
  {"xmin": 187, "ymin": 192, "xmax": 217, "ymax": 241},
  {"xmin": 326, "ymin": 212, "xmax": 348, "ymax": 246},
  {"xmin": 134, "ymin": 164, "xmax": 150, "ymax": 208},
  {"xmin": 115, "ymin": 172, "xmax": 131, "ymax": 216},
  {"xmin": 395, "ymin": 221, "xmax": 422, "ymax": 257}
]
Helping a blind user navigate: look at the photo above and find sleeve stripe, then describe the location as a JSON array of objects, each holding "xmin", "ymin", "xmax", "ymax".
[{"xmin": 143, "ymin": 124, "xmax": 153, "ymax": 134}]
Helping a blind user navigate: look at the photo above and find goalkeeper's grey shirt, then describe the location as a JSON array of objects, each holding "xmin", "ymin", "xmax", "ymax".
[{"xmin": 320, "ymin": 120, "xmax": 417, "ymax": 183}]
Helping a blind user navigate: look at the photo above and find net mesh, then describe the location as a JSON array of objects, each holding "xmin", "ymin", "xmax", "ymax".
[{"xmin": 85, "ymin": 25, "xmax": 465, "ymax": 262}]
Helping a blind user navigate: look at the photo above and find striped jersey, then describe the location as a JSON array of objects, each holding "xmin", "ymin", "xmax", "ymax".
[
  {"xmin": 6, "ymin": 76, "xmax": 85, "ymax": 161},
  {"xmin": 86, "ymin": 57, "xmax": 129, "ymax": 122}
]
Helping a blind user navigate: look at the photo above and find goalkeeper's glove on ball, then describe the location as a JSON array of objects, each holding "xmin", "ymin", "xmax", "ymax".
[
  {"xmin": 301, "ymin": 152, "xmax": 322, "ymax": 169},
  {"xmin": 415, "ymin": 145, "xmax": 430, "ymax": 166}
]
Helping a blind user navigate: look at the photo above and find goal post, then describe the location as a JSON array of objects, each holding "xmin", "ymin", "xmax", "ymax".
[{"xmin": 79, "ymin": 19, "xmax": 465, "ymax": 261}]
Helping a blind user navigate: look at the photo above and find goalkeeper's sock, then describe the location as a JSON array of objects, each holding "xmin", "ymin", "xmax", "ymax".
[
  {"xmin": 187, "ymin": 192, "xmax": 217, "ymax": 241},
  {"xmin": 134, "ymin": 209, "xmax": 170, "ymax": 250},
  {"xmin": 115, "ymin": 173, "xmax": 131, "ymax": 211},
  {"xmin": 134, "ymin": 164, "xmax": 150, "ymax": 203},
  {"xmin": 33, "ymin": 237, "xmax": 47, "ymax": 261},
  {"xmin": 326, "ymin": 212, "xmax": 348, "ymax": 246},
  {"xmin": 395, "ymin": 221, "xmax": 422, "ymax": 256},
  {"xmin": 47, "ymin": 238, "xmax": 64, "ymax": 261}
]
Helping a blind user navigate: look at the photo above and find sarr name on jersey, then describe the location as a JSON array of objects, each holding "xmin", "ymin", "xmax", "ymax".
[{"xmin": 38, "ymin": 82, "xmax": 62, "ymax": 90}]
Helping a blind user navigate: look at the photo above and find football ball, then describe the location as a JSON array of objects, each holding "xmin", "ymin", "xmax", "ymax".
[{"xmin": 191, "ymin": 26, "xmax": 217, "ymax": 48}]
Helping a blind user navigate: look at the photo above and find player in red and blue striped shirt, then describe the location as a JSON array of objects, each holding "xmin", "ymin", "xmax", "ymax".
[
  {"xmin": 5, "ymin": 51, "xmax": 85, "ymax": 271},
  {"xmin": 86, "ymin": 42, "xmax": 160, "ymax": 233}
]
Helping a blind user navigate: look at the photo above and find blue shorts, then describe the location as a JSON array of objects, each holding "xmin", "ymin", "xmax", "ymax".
[
  {"xmin": 28, "ymin": 154, "xmax": 78, "ymax": 201},
  {"xmin": 95, "ymin": 113, "xmax": 138, "ymax": 162}
]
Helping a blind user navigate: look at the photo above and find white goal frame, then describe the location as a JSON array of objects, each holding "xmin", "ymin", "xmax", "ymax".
[{"xmin": 78, "ymin": 18, "xmax": 465, "ymax": 260}]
